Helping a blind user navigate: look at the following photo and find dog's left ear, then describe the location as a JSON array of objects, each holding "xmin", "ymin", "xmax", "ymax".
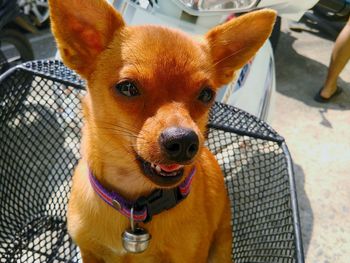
[
  {"xmin": 205, "ymin": 9, "xmax": 277, "ymax": 87},
  {"xmin": 49, "ymin": 0, "xmax": 125, "ymax": 78}
]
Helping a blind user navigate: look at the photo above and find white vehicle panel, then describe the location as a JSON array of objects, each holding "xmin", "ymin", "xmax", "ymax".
[
  {"xmin": 227, "ymin": 41, "xmax": 272, "ymax": 117},
  {"xmin": 122, "ymin": 3, "xmax": 209, "ymax": 34},
  {"xmin": 259, "ymin": 0, "xmax": 319, "ymax": 21}
]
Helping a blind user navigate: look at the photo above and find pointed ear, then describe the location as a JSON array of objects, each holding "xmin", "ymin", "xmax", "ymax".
[
  {"xmin": 205, "ymin": 9, "xmax": 277, "ymax": 87},
  {"xmin": 49, "ymin": 0, "xmax": 125, "ymax": 78}
]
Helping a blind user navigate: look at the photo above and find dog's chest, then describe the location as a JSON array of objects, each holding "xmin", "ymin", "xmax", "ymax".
[{"xmin": 86, "ymin": 211, "xmax": 206, "ymax": 262}]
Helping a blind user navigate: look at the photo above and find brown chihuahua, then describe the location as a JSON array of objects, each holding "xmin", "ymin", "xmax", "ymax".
[{"xmin": 49, "ymin": 0, "xmax": 276, "ymax": 262}]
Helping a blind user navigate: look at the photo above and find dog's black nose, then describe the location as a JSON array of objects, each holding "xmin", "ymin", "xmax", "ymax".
[{"xmin": 159, "ymin": 127, "xmax": 199, "ymax": 163}]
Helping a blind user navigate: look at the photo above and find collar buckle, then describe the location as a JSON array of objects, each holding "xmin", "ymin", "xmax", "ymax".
[{"xmin": 135, "ymin": 188, "xmax": 183, "ymax": 223}]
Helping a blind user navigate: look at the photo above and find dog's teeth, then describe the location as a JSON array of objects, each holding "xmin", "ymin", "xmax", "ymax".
[
  {"xmin": 151, "ymin": 163, "xmax": 155, "ymax": 168},
  {"xmin": 155, "ymin": 165, "xmax": 161, "ymax": 173}
]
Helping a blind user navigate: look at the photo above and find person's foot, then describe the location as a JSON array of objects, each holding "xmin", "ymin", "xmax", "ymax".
[
  {"xmin": 320, "ymin": 84, "xmax": 338, "ymax": 99},
  {"xmin": 314, "ymin": 86, "xmax": 343, "ymax": 103}
]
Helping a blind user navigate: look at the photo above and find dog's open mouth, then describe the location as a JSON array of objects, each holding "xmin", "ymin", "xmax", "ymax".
[{"xmin": 137, "ymin": 157, "xmax": 185, "ymax": 186}]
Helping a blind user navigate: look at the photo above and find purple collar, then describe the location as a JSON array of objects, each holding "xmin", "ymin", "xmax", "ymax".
[{"xmin": 89, "ymin": 167, "xmax": 196, "ymax": 223}]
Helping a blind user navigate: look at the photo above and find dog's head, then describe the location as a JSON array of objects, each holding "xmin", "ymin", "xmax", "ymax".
[{"xmin": 49, "ymin": 0, "xmax": 276, "ymax": 192}]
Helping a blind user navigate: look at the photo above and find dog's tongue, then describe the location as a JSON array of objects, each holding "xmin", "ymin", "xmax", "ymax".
[{"xmin": 158, "ymin": 164, "xmax": 182, "ymax": 172}]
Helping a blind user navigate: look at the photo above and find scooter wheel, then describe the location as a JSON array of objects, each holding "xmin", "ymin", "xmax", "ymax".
[{"xmin": 0, "ymin": 28, "xmax": 34, "ymax": 74}]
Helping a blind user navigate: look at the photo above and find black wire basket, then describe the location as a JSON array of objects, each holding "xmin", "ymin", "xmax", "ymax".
[{"xmin": 0, "ymin": 60, "xmax": 304, "ymax": 263}]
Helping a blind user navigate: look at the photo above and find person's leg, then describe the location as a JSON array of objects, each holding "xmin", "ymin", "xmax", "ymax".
[{"xmin": 320, "ymin": 18, "xmax": 350, "ymax": 99}]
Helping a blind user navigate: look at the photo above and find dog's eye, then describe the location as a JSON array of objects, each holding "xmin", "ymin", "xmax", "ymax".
[
  {"xmin": 116, "ymin": 81, "xmax": 140, "ymax": 97},
  {"xmin": 198, "ymin": 87, "xmax": 214, "ymax": 103}
]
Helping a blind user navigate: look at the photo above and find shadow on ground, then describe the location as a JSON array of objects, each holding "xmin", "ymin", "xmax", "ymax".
[
  {"xmin": 289, "ymin": 14, "xmax": 343, "ymax": 42},
  {"xmin": 293, "ymin": 163, "xmax": 313, "ymax": 260},
  {"xmin": 274, "ymin": 31, "xmax": 350, "ymax": 111}
]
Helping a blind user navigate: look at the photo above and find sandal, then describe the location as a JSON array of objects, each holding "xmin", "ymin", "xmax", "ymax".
[{"xmin": 314, "ymin": 86, "xmax": 343, "ymax": 103}]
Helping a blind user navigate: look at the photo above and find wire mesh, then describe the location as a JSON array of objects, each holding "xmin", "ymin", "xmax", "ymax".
[{"xmin": 0, "ymin": 60, "xmax": 303, "ymax": 263}]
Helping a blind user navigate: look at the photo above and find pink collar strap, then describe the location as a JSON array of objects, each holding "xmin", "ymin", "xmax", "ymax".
[{"xmin": 88, "ymin": 167, "xmax": 196, "ymax": 223}]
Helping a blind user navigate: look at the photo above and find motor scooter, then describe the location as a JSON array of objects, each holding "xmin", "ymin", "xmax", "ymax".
[{"xmin": 0, "ymin": 0, "xmax": 34, "ymax": 75}]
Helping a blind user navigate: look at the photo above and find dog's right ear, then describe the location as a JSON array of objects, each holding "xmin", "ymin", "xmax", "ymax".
[
  {"xmin": 49, "ymin": 0, "xmax": 125, "ymax": 78},
  {"xmin": 204, "ymin": 9, "xmax": 276, "ymax": 87}
]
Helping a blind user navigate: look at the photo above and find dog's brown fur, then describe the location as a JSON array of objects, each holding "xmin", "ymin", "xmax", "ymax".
[{"xmin": 49, "ymin": 0, "xmax": 276, "ymax": 262}]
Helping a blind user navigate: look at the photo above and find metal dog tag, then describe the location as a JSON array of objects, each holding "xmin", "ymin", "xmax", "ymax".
[
  {"xmin": 122, "ymin": 207, "xmax": 151, "ymax": 253},
  {"xmin": 122, "ymin": 227, "xmax": 151, "ymax": 253}
]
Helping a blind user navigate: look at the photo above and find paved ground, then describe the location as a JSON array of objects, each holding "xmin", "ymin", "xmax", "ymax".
[{"xmin": 272, "ymin": 20, "xmax": 350, "ymax": 263}]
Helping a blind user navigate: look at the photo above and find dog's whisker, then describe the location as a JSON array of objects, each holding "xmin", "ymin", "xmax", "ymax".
[
  {"xmin": 91, "ymin": 126, "xmax": 138, "ymax": 137},
  {"xmin": 88, "ymin": 126, "xmax": 145, "ymax": 141},
  {"xmin": 90, "ymin": 124, "xmax": 150, "ymax": 143},
  {"xmin": 92, "ymin": 126, "xmax": 139, "ymax": 137},
  {"xmin": 87, "ymin": 129, "xmax": 141, "ymax": 142},
  {"xmin": 94, "ymin": 119, "xmax": 139, "ymax": 132}
]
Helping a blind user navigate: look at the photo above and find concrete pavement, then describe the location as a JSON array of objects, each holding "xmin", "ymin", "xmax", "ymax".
[{"xmin": 272, "ymin": 20, "xmax": 350, "ymax": 263}]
